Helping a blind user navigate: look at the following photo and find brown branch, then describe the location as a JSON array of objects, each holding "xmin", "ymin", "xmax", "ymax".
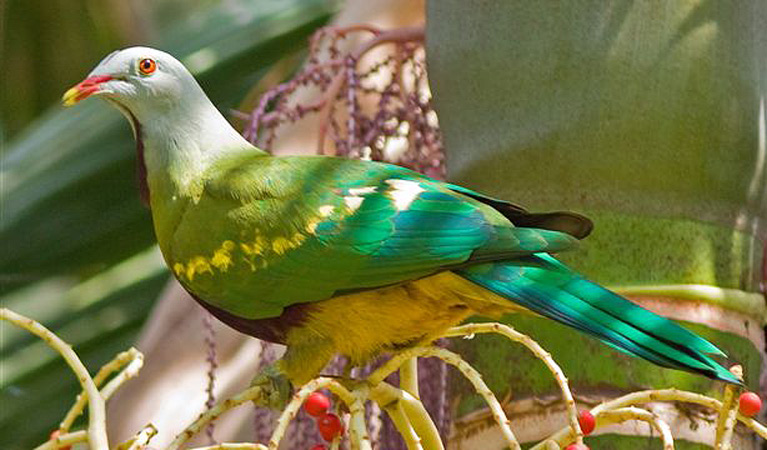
[
  {"xmin": 350, "ymin": 26, "xmax": 424, "ymax": 61},
  {"xmin": 317, "ymin": 72, "xmax": 347, "ymax": 155}
]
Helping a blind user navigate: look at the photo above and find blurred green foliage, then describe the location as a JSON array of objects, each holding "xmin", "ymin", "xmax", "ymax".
[
  {"xmin": 3, "ymin": 0, "xmax": 135, "ymax": 139},
  {"xmin": 0, "ymin": 1, "xmax": 337, "ymax": 448}
]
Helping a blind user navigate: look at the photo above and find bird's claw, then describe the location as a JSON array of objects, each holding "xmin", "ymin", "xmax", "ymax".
[{"xmin": 250, "ymin": 363, "xmax": 293, "ymax": 410}]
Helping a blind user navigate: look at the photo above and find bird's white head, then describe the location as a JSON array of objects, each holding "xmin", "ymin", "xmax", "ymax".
[
  {"xmin": 63, "ymin": 46, "xmax": 255, "ymax": 202},
  {"xmin": 62, "ymin": 47, "xmax": 207, "ymax": 122}
]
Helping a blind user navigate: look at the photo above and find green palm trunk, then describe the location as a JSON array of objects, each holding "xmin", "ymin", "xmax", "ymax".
[{"xmin": 427, "ymin": 1, "xmax": 766, "ymax": 448}]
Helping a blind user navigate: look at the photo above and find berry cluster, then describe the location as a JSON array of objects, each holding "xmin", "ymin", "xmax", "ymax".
[
  {"xmin": 304, "ymin": 391, "xmax": 344, "ymax": 449},
  {"xmin": 243, "ymin": 25, "xmax": 445, "ymax": 179},
  {"xmin": 298, "ymin": 392, "xmax": 762, "ymax": 449}
]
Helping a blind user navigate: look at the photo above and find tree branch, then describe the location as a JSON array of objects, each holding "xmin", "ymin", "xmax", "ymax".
[{"xmin": 1, "ymin": 308, "xmax": 109, "ymax": 450}]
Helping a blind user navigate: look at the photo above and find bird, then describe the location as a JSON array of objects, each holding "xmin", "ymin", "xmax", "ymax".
[{"xmin": 63, "ymin": 46, "xmax": 740, "ymax": 390}]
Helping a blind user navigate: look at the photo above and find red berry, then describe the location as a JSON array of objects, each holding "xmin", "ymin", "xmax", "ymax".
[
  {"xmin": 317, "ymin": 413, "xmax": 344, "ymax": 441},
  {"xmin": 49, "ymin": 430, "xmax": 72, "ymax": 450},
  {"xmin": 577, "ymin": 410, "xmax": 595, "ymax": 435},
  {"xmin": 304, "ymin": 392, "xmax": 331, "ymax": 417},
  {"xmin": 739, "ymin": 392, "xmax": 762, "ymax": 417},
  {"xmin": 309, "ymin": 445, "xmax": 327, "ymax": 450},
  {"xmin": 565, "ymin": 444, "xmax": 590, "ymax": 450}
]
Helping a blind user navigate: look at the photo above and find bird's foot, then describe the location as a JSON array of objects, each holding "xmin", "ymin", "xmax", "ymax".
[{"xmin": 250, "ymin": 363, "xmax": 293, "ymax": 410}]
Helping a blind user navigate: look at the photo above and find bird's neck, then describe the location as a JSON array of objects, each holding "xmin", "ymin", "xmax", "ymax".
[
  {"xmin": 133, "ymin": 100, "xmax": 265, "ymax": 249},
  {"xmin": 138, "ymin": 102, "xmax": 261, "ymax": 202}
]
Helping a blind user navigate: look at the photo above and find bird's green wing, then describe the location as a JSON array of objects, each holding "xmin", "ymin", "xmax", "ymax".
[{"xmin": 172, "ymin": 155, "xmax": 577, "ymax": 319}]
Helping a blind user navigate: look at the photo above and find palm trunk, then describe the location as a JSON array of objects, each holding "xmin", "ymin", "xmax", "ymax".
[{"xmin": 426, "ymin": 1, "xmax": 767, "ymax": 448}]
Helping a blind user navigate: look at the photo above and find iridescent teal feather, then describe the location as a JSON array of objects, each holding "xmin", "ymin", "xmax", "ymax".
[{"xmin": 458, "ymin": 255, "xmax": 740, "ymax": 384}]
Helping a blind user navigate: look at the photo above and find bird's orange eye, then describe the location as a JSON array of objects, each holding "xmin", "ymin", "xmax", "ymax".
[{"xmin": 138, "ymin": 58, "xmax": 156, "ymax": 75}]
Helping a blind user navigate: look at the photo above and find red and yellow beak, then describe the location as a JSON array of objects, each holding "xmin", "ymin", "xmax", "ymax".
[{"xmin": 62, "ymin": 75, "xmax": 113, "ymax": 107}]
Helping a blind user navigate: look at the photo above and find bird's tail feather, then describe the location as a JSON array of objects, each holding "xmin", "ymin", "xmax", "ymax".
[{"xmin": 457, "ymin": 253, "xmax": 741, "ymax": 384}]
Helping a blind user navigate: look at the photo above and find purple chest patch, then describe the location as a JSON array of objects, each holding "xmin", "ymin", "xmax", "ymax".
[{"xmin": 190, "ymin": 292, "xmax": 309, "ymax": 344}]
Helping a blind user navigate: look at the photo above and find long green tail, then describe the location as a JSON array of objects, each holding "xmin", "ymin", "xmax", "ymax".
[{"xmin": 457, "ymin": 253, "xmax": 741, "ymax": 384}]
